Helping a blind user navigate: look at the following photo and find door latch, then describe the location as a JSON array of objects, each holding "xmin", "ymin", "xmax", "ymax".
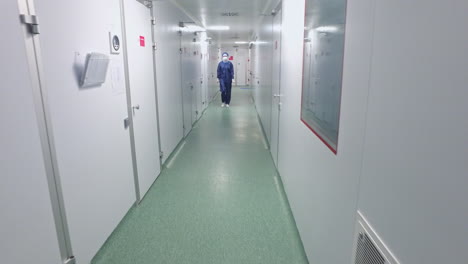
[{"xmin": 20, "ymin": 14, "xmax": 40, "ymax": 34}]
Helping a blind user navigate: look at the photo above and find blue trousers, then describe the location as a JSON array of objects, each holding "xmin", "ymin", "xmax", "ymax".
[{"xmin": 221, "ymin": 80, "xmax": 232, "ymax": 104}]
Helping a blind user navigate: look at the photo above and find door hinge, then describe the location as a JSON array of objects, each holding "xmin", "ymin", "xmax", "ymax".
[
  {"xmin": 64, "ymin": 256, "xmax": 76, "ymax": 264},
  {"xmin": 159, "ymin": 151, "xmax": 164, "ymax": 160},
  {"xmin": 152, "ymin": 42, "xmax": 157, "ymax": 51},
  {"xmin": 151, "ymin": 17, "xmax": 156, "ymax": 25},
  {"xmin": 20, "ymin": 14, "xmax": 40, "ymax": 35}
]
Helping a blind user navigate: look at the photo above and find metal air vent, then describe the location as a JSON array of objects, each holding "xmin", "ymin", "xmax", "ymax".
[
  {"xmin": 355, "ymin": 233, "xmax": 385, "ymax": 264},
  {"xmin": 353, "ymin": 212, "xmax": 400, "ymax": 264}
]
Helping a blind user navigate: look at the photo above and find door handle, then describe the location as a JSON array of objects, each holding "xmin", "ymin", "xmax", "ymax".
[{"xmin": 273, "ymin": 94, "xmax": 283, "ymax": 98}]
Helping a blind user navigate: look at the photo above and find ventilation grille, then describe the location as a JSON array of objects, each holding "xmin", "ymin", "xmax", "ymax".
[
  {"xmin": 355, "ymin": 233, "xmax": 386, "ymax": 264},
  {"xmin": 354, "ymin": 211, "xmax": 400, "ymax": 264}
]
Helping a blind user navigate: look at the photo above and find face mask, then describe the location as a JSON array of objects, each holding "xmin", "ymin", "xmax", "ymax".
[{"xmin": 222, "ymin": 57, "xmax": 228, "ymax": 62}]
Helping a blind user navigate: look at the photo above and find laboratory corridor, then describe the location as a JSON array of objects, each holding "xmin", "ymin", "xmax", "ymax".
[
  {"xmin": 92, "ymin": 88, "xmax": 307, "ymax": 264},
  {"xmin": 3, "ymin": 0, "xmax": 468, "ymax": 263}
]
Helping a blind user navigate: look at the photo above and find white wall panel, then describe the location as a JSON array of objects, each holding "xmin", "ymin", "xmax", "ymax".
[
  {"xmin": 0, "ymin": 2, "xmax": 62, "ymax": 263},
  {"xmin": 34, "ymin": 0, "xmax": 136, "ymax": 262},
  {"xmin": 358, "ymin": 0, "xmax": 468, "ymax": 263},
  {"xmin": 153, "ymin": 1, "xmax": 189, "ymax": 163},
  {"xmin": 273, "ymin": 0, "xmax": 375, "ymax": 263}
]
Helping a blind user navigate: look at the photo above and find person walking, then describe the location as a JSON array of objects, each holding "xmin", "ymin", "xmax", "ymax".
[{"xmin": 217, "ymin": 52, "xmax": 234, "ymax": 107}]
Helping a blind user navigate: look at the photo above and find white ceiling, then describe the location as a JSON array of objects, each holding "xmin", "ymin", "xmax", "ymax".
[{"xmin": 171, "ymin": 0, "xmax": 277, "ymax": 47}]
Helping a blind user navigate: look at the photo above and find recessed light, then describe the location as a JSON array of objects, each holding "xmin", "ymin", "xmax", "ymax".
[
  {"xmin": 206, "ymin": 26, "xmax": 230, "ymax": 31},
  {"xmin": 315, "ymin": 26, "xmax": 339, "ymax": 33}
]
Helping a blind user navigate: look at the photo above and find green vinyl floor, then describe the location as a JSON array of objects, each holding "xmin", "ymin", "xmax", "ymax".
[{"xmin": 92, "ymin": 87, "xmax": 308, "ymax": 264}]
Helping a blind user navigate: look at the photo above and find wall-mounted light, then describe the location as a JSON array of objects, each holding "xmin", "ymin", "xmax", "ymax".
[{"xmin": 206, "ymin": 26, "xmax": 230, "ymax": 31}]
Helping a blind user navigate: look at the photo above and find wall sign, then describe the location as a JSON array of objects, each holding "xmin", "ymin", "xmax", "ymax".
[{"xmin": 139, "ymin": 36, "xmax": 145, "ymax": 47}]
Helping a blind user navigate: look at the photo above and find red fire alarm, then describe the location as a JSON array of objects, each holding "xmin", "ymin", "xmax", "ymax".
[
  {"xmin": 229, "ymin": 56, "xmax": 234, "ymax": 61},
  {"xmin": 139, "ymin": 36, "xmax": 145, "ymax": 47}
]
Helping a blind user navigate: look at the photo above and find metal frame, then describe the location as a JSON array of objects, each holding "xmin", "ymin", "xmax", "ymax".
[
  {"xmin": 149, "ymin": 5, "xmax": 164, "ymax": 169},
  {"xmin": 299, "ymin": 0, "xmax": 348, "ymax": 154},
  {"xmin": 271, "ymin": 3, "xmax": 283, "ymax": 167},
  {"xmin": 119, "ymin": 0, "xmax": 141, "ymax": 203},
  {"xmin": 120, "ymin": 0, "xmax": 164, "ymax": 203},
  {"xmin": 16, "ymin": 0, "xmax": 75, "ymax": 263},
  {"xmin": 179, "ymin": 28, "xmax": 191, "ymax": 138}
]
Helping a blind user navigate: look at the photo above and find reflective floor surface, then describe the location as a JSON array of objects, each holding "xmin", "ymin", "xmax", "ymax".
[{"xmin": 92, "ymin": 87, "xmax": 308, "ymax": 264}]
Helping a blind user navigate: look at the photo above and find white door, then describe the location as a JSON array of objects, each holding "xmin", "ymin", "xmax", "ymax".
[
  {"xmin": 124, "ymin": 0, "xmax": 161, "ymax": 200},
  {"xmin": 1, "ymin": 1, "xmax": 63, "ymax": 263},
  {"xmin": 237, "ymin": 59, "xmax": 247, "ymax": 86},
  {"xmin": 270, "ymin": 9, "xmax": 282, "ymax": 166},
  {"xmin": 181, "ymin": 32, "xmax": 193, "ymax": 135},
  {"xmin": 34, "ymin": 0, "xmax": 136, "ymax": 262},
  {"xmin": 192, "ymin": 49, "xmax": 201, "ymax": 124},
  {"xmin": 201, "ymin": 54, "xmax": 208, "ymax": 110}
]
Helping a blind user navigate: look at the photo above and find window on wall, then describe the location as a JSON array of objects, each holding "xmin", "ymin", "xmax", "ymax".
[{"xmin": 301, "ymin": 0, "xmax": 347, "ymax": 154}]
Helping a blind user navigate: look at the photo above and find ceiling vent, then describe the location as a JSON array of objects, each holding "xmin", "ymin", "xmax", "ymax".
[
  {"xmin": 221, "ymin": 12, "xmax": 239, "ymax": 17},
  {"xmin": 353, "ymin": 212, "xmax": 400, "ymax": 264}
]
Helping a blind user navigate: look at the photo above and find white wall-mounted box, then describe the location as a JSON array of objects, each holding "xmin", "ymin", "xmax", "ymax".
[{"xmin": 80, "ymin": 52, "xmax": 110, "ymax": 87}]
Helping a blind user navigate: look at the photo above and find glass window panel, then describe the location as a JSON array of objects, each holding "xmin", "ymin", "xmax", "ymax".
[{"xmin": 301, "ymin": 0, "xmax": 347, "ymax": 153}]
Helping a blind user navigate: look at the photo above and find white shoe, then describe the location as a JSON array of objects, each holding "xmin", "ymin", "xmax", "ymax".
[
  {"xmin": 221, "ymin": 103, "xmax": 225, "ymax": 107},
  {"xmin": 226, "ymin": 104, "xmax": 230, "ymax": 108}
]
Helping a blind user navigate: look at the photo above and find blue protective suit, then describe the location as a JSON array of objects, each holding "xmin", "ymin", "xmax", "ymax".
[
  {"xmin": 217, "ymin": 61, "xmax": 234, "ymax": 92},
  {"xmin": 217, "ymin": 60, "xmax": 234, "ymax": 104}
]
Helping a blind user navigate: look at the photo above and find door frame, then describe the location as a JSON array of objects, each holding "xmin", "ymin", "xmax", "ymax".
[
  {"xmin": 17, "ymin": 0, "xmax": 74, "ymax": 262},
  {"xmin": 120, "ymin": 0, "xmax": 141, "ymax": 202},
  {"xmin": 121, "ymin": 0, "xmax": 163, "ymax": 203},
  {"xmin": 150, "ymin": 4, "xmax": 163, "ymax": 175},
  {"xmin": 270, "ymin": 2, "xmax": 283, "ymax": 167}
]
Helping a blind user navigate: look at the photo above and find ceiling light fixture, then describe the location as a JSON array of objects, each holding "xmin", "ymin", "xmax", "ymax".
[
  {"xmin": 235, "ymin": 41, "xmax": 249, "ymax": 44},
  {"xmin": 206, "ymin": 26, "xmax": 230, "ymax": 31},
  {"xmin": 249, "ymin": 41, "xmax": 267, "ymax": 45},
  {"xmin": 315, "ymin": 26, "xmax": 339, "ymax": 33},
  {"xmin": 179, "ymin": 22, "xmax": 206, "ymax": 32},
  {"xmin": 185, "ymin": 25, "xmax": 206, "ymax": 32}
]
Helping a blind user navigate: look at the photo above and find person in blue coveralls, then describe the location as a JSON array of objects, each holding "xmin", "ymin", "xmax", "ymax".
[{"xmin": 217, "ymin": 52, "xmax": 234, "ymax": 108}]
